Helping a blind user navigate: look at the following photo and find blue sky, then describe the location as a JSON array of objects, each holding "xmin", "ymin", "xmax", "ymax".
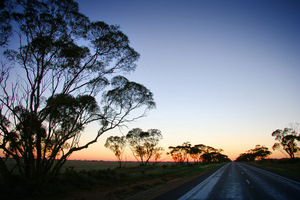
[{"xmin": 73, "ymin": 0, "xmax": 300, "ymax": 160}]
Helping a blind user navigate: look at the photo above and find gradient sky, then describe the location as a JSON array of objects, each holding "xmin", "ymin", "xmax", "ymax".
[{"xmin": 71, "ymin": 0, "xmax": 300, "ymax": 161}]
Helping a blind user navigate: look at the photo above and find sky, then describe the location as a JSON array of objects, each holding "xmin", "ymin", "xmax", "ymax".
[{"xmin": 71, "ymin": 0, "xmax": 300, "ymax": 161}]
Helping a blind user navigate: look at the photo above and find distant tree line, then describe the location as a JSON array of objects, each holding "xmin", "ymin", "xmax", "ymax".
[
  {"xmin": 106, "ymin": 124, "xmax": 300, "ymax": 167},
  {"xmin": 167, "ymin": 142, "xmax": 231, "ymax": 164}
]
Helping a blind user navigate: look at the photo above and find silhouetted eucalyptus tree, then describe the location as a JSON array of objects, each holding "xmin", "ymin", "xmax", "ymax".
[
  {"xmin": 168, "ymin": 142, "xmax": 191, "ymax": 163},
  {"xmin": 236, "ymin": 145, "xmax": 271, "ymax": 162},
  {"xmin": 126, "ymin": 128, "xmax": 162, "ymax": 166},
  {"xmin": 104, "ymin": 136, "xmax": 126, "ymax": 167},
  {"xmin": 152, "ymin": 146, "xmax": 164, "ymax": 163},
  {"xmin": 272, "ymin": 128, "xmax": 300, "ymax": 159},
  {"xmin": 250, "ymin": 145, "xmax": 272, "ymax": 160},
  {"xmin": 0, "ymin": 0, "xmax": 155, "ymax": 182}
]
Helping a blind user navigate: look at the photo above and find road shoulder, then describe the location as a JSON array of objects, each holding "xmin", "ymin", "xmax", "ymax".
[{"xmin": 132, "ymin": 164, "xmax": 225, "ymax": 200}]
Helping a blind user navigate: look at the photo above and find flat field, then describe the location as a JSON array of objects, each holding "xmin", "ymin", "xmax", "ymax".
[
  {"xmin": 61, "ymin": 161, "xmax": 224, "ymax": 200},
  {"xmin": 62, "ymin": 160, "xmax": 141, "ymax": 171}
]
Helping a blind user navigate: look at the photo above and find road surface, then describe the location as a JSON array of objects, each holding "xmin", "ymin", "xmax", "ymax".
[{"xmin": 177, "ymin": 162, "xmax": 300, "ymax": 200}]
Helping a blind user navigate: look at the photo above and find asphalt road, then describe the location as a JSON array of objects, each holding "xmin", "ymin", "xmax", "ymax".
[
  {"xmin": 153, "ymin": 162, "xmax": 300, "ymax": 200},
  {"xmin": 176, "ymin": 162, "xmax": 300, "ymax": 200}
]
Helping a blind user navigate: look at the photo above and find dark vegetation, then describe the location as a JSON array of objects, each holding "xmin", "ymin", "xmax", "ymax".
[{"xmin": 0, "ymin": 161, "xmax": 224, "ymax": 200}]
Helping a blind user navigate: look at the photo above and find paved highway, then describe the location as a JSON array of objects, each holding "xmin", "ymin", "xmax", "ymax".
[{"xmin": 178, "ymin": 162, "xmax": 300, "ymax": 200}]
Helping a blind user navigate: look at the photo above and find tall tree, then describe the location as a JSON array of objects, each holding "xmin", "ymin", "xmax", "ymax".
[
  {"xmin": 272, "ymin": 128, "xmax": 300, "ymax": 159},
  {"xmin": 126, "ymin": 128, "xmax": 162, "ymax": 166},
  {"xmin": 105, "ymin": 136, "xmax": 126, "ymax": 167},
  {"xmin": 0, "ymin": 0, "xmax": 155, "ymax": 182}
]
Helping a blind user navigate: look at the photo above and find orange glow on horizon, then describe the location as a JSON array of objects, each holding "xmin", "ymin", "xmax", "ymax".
[{"xmin": 69, "ymin": 142, "xmax": 290, "ymax": 162}]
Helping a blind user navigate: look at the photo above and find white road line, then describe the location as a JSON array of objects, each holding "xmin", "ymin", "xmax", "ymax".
[{"xmin": 246, "ymin": 179, "xmax": 250, "ymax": 185}]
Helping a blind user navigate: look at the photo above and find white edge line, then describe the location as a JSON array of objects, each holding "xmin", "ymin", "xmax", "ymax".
[
  {"xmin": 241, "ymin": 163, "xmax": 300, "ymax": 186},
  {"xmin": 178, "ymin": 163, "xmax": 229, "ymax": 200},
  {"xmin": 246, "ymin": 179, "xmax": 250, "ymax": 185}
]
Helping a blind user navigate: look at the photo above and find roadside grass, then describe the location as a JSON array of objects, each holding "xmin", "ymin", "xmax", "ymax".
[
  {"xmin": 1, "ymin": 161, "xmax": 225, "ymax": 200},
  {"xmin": 109, "ymin": 162, "xmax": 223, "ymax": 181},
  {"xmin": 247, "ymin": 158, "xmax": 300, "ymax": 179}
]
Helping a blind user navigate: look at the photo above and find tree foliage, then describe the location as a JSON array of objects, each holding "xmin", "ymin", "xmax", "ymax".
[
  {"xmin": 0, "ymin": 0, "xmax": 155, "ymax": 182},
  {"xmin": 199, "ymin": 145, "xmax": 230, "ymax": 163},
  {"xmin": 126, "ymin": 128, "xmax": 162, "ymax": 166},
  {"xmin": 272, "ymin": 128, "xmax": 300, "ymax": 159},
  {"xmin": 236, "ymin": 145, "xmax": 271, "ymax": 162},
  {"xmin": 168, "ymin": 143, "xmax": 230, "ymax": 164},
  {"xmin": 168, "ymin": 142, "xmax": 191, "ymax": 164},
  {"xmin": 0, "ymin": 0, "xmax": 12, "ymax": 46}
]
